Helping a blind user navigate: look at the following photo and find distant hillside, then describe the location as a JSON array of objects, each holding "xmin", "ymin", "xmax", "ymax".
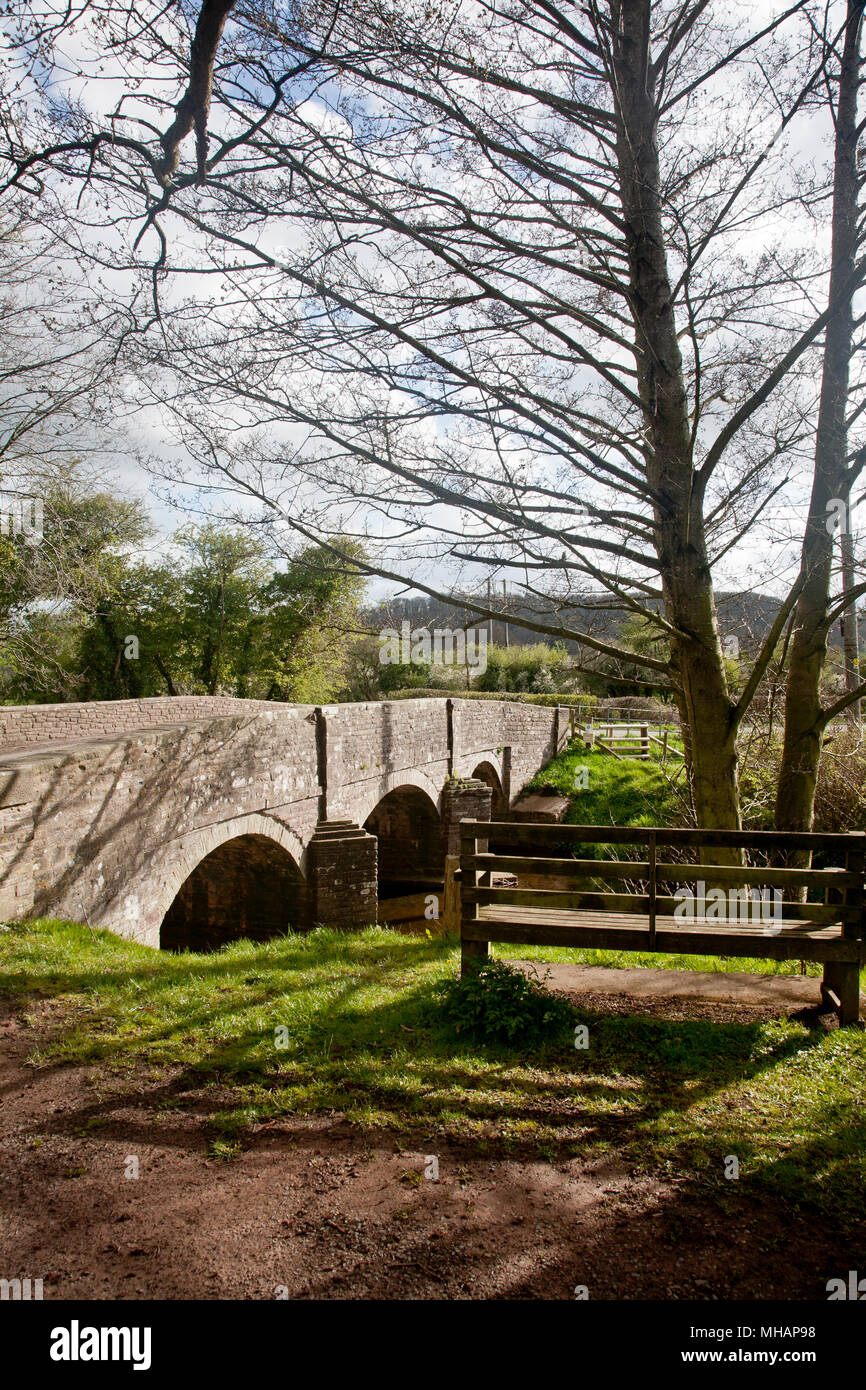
[{"xmin": 365, "ymin": 590, "xmax": 863, "ymax": 655}]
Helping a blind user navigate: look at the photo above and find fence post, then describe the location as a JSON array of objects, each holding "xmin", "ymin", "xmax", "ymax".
[
  {"xmin": 648, "ymin": 830, "xmax": 657, "ymax": 949},
  {"xmin": 460, "ymin": 821, "xmax": 489, "ymax": 975},
  {"xmin": 822, "ymin": 841, "xmax": 864, "ymax": 1025},
  {"xmin": 443, "ymin": 855, "xmax": 460, "ymax": 935}
]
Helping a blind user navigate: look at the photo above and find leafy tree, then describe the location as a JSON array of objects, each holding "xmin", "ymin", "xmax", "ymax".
[
  {"xmin": 76, "ymin": 560, "xmax": 185, "ymax": 700},
  {"xmin": 254, "ymin": 543, "xmax": 367, "ymax": 702},
  {"xmin": 377, "ymin": 659, "xmax": 431, "ymax": 693},
  {"xmin": 3, "ymin": 482, "xmax": 369, "ymax": 703},
  {"xmin": 1, "ymin": 462, "xmax": 152, "ymax": 701},
  {"xmin": 172, "ymin": 525, "xmax": 270, "ymax": 696},
  {"xmin": 338, "ymin": 635, "xmax": 383, "ymax": 702},
  {"xmin": 475, "ymin": 643, "xmax": 579, "ymax": 695}
]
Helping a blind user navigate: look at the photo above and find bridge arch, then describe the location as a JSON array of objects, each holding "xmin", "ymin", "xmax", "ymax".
[
  {"xmin": 139, "ymin": 813, "xmax": 308, "ymax": 952},
  {"xmin": 470, "ymin": 759, "xmax": 507, "ymax": 819},
  {"xmin": 363, "ymin": 781, "xmax": 445, "ymax": 900},
  {"xmin": 350, "ymin": 768, "xmax": 444, "ymax": 826},
  {"xmin": 453, "ymin": 747, "xmax": 503, "ymax": 784}
]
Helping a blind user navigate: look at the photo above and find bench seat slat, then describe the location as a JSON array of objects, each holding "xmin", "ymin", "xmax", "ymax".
[
  {"xmin": 465, "ymin": 907, "xmax": 860, "ymax": 962},
  {"xmin": 476, "ymin": 905, "xmax": 842, "ymax": 935},
  {"xmin": 464, "ymin": 886, "xmax": 854, "ymax": 923},
  {"xmin": 465, "ymin": 883, "xmax": 858, "ymax": 924}
]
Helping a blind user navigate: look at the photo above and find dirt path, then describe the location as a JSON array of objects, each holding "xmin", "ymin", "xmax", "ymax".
[{"xmin": 0, "ymin": 998, "xmax": 859, "ymax": 1300}]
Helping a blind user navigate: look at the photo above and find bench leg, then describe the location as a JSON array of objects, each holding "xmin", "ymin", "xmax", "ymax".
[
  {"xmin": 461, "ymin": 937, "xmax": 489, "ymax": 976},
  {"xmin": 821, "ymin": 962, "xmax": 862, "ymax": 1027}
]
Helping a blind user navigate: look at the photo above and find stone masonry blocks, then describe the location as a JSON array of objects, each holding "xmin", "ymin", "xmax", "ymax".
[
  {"xmin": 305, "ymin": 822, "xmax": 378, "ymax": 930},
  {"xmin": 0, "ymin": 696, "xmax": 560, "ymax": 943},
  {"xmin": 441, "ymin": 777, "xmax": 493, "ymax": 857}
]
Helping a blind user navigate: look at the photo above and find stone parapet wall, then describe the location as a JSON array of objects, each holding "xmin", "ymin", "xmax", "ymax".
[
  {"xmin": 0, "ymin": 696, "xmax": 297, "ymax": 752},
  {"xmin": 325, "ymin": 699, "xmax": 452, "ymax": 823},
  {"xmin": 451, "ymin": 698, "xmax": 560, "ymax": 793}
]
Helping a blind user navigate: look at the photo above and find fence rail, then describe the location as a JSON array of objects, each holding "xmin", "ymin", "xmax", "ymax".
[{"xmin": 556, "ymin": 709, "xmax": 685, "ymax": 761}]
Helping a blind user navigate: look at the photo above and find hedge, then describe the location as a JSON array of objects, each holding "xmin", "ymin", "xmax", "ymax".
[{"xmin": 383, "ymin": 689, "xmax": 599, "ymax": 707}]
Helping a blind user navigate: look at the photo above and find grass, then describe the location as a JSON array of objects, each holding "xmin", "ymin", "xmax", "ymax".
[
  {"xmin": 525, "ymin": 742, "xmax": 684, "ymax": 837},
  {"xmin": 496, "ymin": 942, "xmax": 842, "ymax": 977},
  {"xmin": 1, "ymin": 917, "xmax": 865, "ymax": 1226}
]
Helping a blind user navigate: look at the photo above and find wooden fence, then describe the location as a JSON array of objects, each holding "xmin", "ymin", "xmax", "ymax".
[{"xmin": 556, "ymin": 708, "xmax": 684, "ymax": 761}]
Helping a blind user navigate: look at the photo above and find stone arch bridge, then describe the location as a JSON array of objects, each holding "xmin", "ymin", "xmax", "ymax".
[{"xmin": 0, "ymin": 696, "xmax": 567, "ymax": 950}]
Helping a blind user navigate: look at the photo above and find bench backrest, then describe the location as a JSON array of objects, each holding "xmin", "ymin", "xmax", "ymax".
[{"xmin": 459, "ymin": 821, "xmax": 866, "ymax": 942}]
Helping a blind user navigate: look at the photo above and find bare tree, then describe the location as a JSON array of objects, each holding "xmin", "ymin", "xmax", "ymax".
[
  {"xmin": 3, "ymin": 1, "xmax": 863, "ymax": 833},
  {"xmin": 0, "ymin": 193, "xmax": 144, "ymax": 689},
  {"xmin": 775, "ymin": 0, "xmax": 865, "ymax": 833},
  {"xmin": 0, "ymin": 207, "xmax": 125, "ymax": 479}
]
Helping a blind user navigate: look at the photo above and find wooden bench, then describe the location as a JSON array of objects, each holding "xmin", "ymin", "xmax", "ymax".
[{"xmin": 459, "ymin": 822, "xmax": 865, "ymax": 1025}]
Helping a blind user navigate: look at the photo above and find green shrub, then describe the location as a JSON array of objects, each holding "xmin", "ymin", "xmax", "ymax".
[
  {"xmin": 474, "ymin": 642, "xmax": 580, "ymax": 694},
  {"xmin": 385, "ymin": 688, "xmax": 598, "ymax": 708},
  {"xmin": 436, "ymin": 958, "xmax": 575, "ymax": 1045},
  {"xmin": 378, "ymin": 660, "xmax": 431, "ymax": 691}
]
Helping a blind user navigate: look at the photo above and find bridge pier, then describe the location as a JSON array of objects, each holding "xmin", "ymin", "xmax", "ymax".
[
  {"xmin": 305, "ymin": 820, "xmax": 378, "ymax": 930},
  {"xmin": 442, "ymin": 777, "xmax": 493, "ymax": 857}
]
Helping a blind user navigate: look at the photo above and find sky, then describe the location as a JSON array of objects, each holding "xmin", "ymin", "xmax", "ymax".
[{"xmin": 3, "ymin": 0, "xmax": 862, "ymax": 613}]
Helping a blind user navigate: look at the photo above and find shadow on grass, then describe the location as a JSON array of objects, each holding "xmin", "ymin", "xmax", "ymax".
[{"xmin": 2, "ymin": 918, "xmax": 863, "ymax": 1226}]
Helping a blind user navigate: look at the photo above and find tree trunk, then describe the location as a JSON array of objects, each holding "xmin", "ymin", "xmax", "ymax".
[
  {"xmin": 840, "ymin": 508, "xmax": 861, "ymax": 722},
  {"xmin": 154, "ymin": 653, "xmax": 178, "ymax": 697},
  {"xmin": 612, "ymin": 0, "xmax": 739, "ymax": 833},
  {"xmin": 775, "ymin": 0, "xmax": 862, "ymax": 834}
]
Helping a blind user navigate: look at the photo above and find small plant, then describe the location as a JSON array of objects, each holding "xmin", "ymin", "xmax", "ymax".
[
  {"xmin": 436, "ymin": 958, "xmax": 575, "ymax": 1045},
  {"xmin": 209, "ymin": 1136, "xmax": 242, "ymax": 1162}
]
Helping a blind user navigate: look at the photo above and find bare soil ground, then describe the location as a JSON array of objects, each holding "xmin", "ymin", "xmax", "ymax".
[{"xmin": 1, "ymin": 995, "xmax": 861, "ymax": 1301}]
